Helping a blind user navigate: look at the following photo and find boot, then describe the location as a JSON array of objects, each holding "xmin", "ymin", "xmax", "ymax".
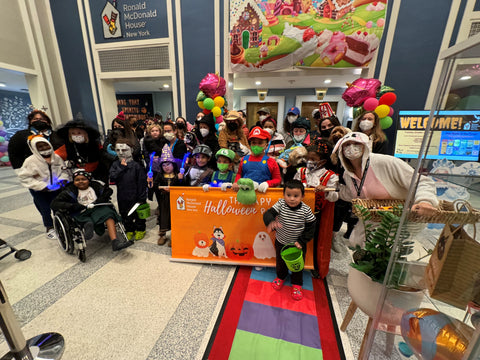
[{"xmin": 158, "ymin": 232, "xmax": 167, "ymax": 245}]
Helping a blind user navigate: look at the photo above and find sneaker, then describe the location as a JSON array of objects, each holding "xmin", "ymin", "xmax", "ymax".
[
  {"xmin": 135, "ymin": 231, "xmax": 146, "ymax": 240},
  {"xmin": 83, "ymin": 222, "xmax": 94, "ymax": 240},
  {"xmin": 126, "ymin": 232, "xmax": 134, "ymax": 241},
  {"xmin": 112, "ymin": 238, "xmax": 134, "ymax": 251},
  {"xmin": 291, "ymin": 285, "xmax": 303, "ymax": 301},
  {"xmin": 46, "ymin": 228, "xmax": 57, "ymax": 240},
  {"xmin": 272, "ymin": 278, "xmax": 284, "ymax": 291},
  {"xmin": 157, "ymin": 235, "xmax": 167, "ymax": 246}
]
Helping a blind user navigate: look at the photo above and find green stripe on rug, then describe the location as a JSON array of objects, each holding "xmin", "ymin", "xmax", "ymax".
[{"xmin": 228, "ymin": 329, "xmax": 324, "ymax": 360}]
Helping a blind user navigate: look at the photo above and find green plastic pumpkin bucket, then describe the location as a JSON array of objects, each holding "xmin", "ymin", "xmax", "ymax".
[
  {"xmin": 136, "ymin": 203, "xmax": 151, "ymax": 219},
  {"xmin": 281, "ymin": 245, "xmax": 304, "ymax": 272}
]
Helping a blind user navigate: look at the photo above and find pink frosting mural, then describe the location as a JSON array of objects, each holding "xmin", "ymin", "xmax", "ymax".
[{"xmin": 229, "ymin": 0, "xmax": 387, "ymax": 71}]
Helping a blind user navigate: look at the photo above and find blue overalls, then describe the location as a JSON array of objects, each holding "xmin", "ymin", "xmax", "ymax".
[{"xmin": 241, "ymin": 155, "xmax": 271, "ymax": 183}]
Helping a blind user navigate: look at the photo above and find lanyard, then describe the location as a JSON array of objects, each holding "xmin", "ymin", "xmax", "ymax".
[
  {"xmin": 352, "ymin": 158, "xmax": 370, "ymax": 197},
  {"xmin": 170, "ymin": 138, "xmax": 178, "ymax": 153}
]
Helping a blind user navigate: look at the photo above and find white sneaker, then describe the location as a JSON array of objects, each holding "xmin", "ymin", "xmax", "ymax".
[{"xmin": 46, "ymin": 228, "xmax": 57, "ymax": 240}]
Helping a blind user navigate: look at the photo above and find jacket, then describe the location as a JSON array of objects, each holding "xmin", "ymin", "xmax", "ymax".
[
  {"xmin": 109, "ymin": 160, "xmax": 147, "ymax": 203},
  {"xmin": 51, "ymin": 181, "xmax": 113, "ymax": 214}
]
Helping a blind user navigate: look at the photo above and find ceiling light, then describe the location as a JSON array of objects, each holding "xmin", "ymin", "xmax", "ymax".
[
  {"xmin": 324, "ymin": 79, "xmax": 332, "ymax": 84},
  {"xmin": 0, "ymin": 83, "xmax": 5, "ymax": 87},
  {"xmin": 255, "ymin": 81, "xmax": 261, "ymax": 86},
  {"xmin": 163, "ymin": 84, "xmax": 170, "ymax": 88},
  {"xmin": 354, "ymin": 69, "xmax": 362, "ymax": 75},
  {"xmin": 460, "ymin": 76, "xmax": 471, "ymax": 81},
  {"xmin": 228, "ymin": 81, "xmax": 233, "ymax": 87}
]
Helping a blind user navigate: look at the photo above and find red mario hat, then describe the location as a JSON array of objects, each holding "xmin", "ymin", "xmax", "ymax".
[{"xmin": 248, "ymin": 126, "xmax": 271, "ymax": 141}]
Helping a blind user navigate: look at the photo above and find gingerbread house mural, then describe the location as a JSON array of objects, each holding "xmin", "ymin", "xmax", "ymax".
[
  {"xmin": 230, "ymin": 0, "xmax": 267, "ymax": 49},
  {"xmin": 317, "ymin": 0, "xmax": 353, "ymax": 20}
]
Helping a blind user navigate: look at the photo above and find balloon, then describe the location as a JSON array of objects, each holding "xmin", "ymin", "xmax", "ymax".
[
  {"xmin": 445, "ymin": 93, "xmax": 461, "ymax": 110},
  {"xmin": 212, "ymin": 106, "xmax": 222, "ymax": 118},
  {"xmin": 379, "ymin": 92, "xmax": 397, "ymax": 106},
  {"xmin": 353, "ymin": 106, "xmax": 363, "ymax": 119},
  {"xmin": 0, "ymin": 156, "xmax": 8, "ymax": 163},
  {"xmin": 366, "ymin": 21, "xmax": 373, "ymax": 28},
  {"xmin": 215, "ymin": 115, "xmax": 224, "ymax": 124},
  {"xmin": 388, "ymin": 107, "xmax": 394, "ymax": 117},
  {"xmin": 363, "ymin": 97, "xmax": 379, "ymax": 111},
  {"xmin": 0, "ymin": 145, "xmax": 6, "ymax": 153},
  {"xmin": 197, "ymin": 101, "xmax": 205, "ymax": 109},
  {"xmin": 375, "ymin": 104, "xmax": 390, "ymax": 118},
  {"xmin": 0, "ymin": 120, "xmax": 3, "ymax": 126},
  {"xmin": 213, "ymin": 96, "xmax": 225, "ymax": 108},
  {"xmin": 377, "ymin": 85, "xmax": 395, "ymax": 97},
  {"xmin": 380, "ymin": 116, "xmax": 393, "ymax": 129},
  {"xmin": 0, "ymin": 136, "xmax": 4, "ymax": 143},
  {"xmin": 196, "ymin": 90, "xmax": 206, "ymax": 102},
  {"xmin": 342, "ymin": 78, "xmax": 382, "ymax": 107},
  {"xmin": 0, "ymin": 152, "xmax": 4, "ymax": 158},
  {"xmin": 203, "ymin": 98, "xmax": 215, "ymax": 110},
  {"xmin": 199, "ymin": 73, "xmax": 227, "ymax": 98},
  {"xmin": 203, "ymin": 109, "xmax": 211, "ymax": 115},
  {"xmin": 0, "ymin": 130, "xmax": 6, "ymax": 137}
]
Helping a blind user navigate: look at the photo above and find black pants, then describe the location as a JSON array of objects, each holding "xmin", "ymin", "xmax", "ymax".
[
  {"xmin": 30, "ymin": 189, "xmax": 60, "ymax": 228},
  {"xmin": 118, "ymin": 202, "xmax": 146, "ymax": 233},
  {"xmin": 275, "ymin": 239, "xmax": 306, "ymax": 286}
]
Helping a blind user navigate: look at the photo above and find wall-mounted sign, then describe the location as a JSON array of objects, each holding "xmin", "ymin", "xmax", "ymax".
[
  {"xmin": 90, "ymin": 0, "xmax": 168, "ymax": 43},
  {"xmin": 116, "ymin": 94, "xmax": 153, "ymax": 121}
]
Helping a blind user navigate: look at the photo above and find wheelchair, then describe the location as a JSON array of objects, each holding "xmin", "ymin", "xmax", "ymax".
[{"xmin": 53, "ymin": 204, "xmax": 129, "ymax": 262}]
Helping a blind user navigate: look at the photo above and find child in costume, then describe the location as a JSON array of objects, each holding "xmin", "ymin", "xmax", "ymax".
[
  {"xmin": 109, "ymin": 139, "xmax": 148, "ymax": 241},
  {"xmin": 232, "ymin": 126, "xmax": 281, "ymax": 193},
  {"xmin": 294, "ymin": 140, "xmax": 339, "ymax": 278},
  {"xmin": 51, "ymin": 169, "xmax": 134, "ymax": 251},
  {"xmin": 154, "ymin": 144, "xmax": 183, "ymax": 246},
  {"xmin": 261, "ymin": 117, "xmax": 285, "ymax": 158},
  {"xmin": 218, "ymin": 111, "xmax": 249, "ymax": 165},
  {"xmin": 202, "ymin": 148, "xmax": 236, "ymax": 191},
  {"xmin": 181, "ymin": 144, "xmax": 214, "ymax": 186},
  {"xmin": 18, "ymin": 136, "xmax": 71, "ymax": 239},
  {"xmin": 263, "ymin": 180, "xmax": 316, "ymax": 301}
]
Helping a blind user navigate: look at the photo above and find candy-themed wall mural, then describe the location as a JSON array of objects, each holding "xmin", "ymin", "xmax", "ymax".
[{"xmin": 230, "ymin": 0, "xmax": 387, "ymax": 71}]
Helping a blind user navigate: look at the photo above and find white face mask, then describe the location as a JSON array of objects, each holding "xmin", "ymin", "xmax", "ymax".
[
  {"xmin": 39, "ymin": 149, "xmax": 53, "ymax": 157},
  {"xmin": 359, "ymin": 120, "xmax": 374, "ymax": 132},
  {"xmin": 287, "ymin": 115, "xmax": 298, "ymax": 123},
  {"xmin": 115, "ymin": 143, "xmax": 133, "ymax": 163},
  {"xmin": 71, "ymin": 135, "xmax": 85, "ymax": 144},
  {"xmin": 164, "ymin": 132, "xmax": 175, "ymax": 141},
  {"xmin": 343, "ymin": 144, "xmax": 364, "ymax": 160},
  {"xmin": 200, "ymin": 128, "xmax": 209, "ymax": 137},
  {"xmin": 294, "ymin": 134, "xmax": 305, "ymax": 143},
  {"xmin": 258, "ymin": 115, "xmax": 268, "ymax": 122},
  {"xmin": 264, "ymin": 128, "xmax": 274, "ymax": 136}
]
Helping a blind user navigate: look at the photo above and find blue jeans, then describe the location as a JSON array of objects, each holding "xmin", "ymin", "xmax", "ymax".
[{"xmin": 29, "ymin": 189, "xmax": 60, "ymax": 228}]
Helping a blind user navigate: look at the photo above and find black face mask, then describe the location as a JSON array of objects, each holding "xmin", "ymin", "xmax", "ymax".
[
  {"xmin": 30, "ymin": 120, "xmax": 51, "ymax": 131},
  {"xmin": 177, "ymin": 123, "xmax": 186, "ymax": 130},
  {"xmin": 111, "ymin": 128, "xmax": 125, "ymax": 139},
  {"xmin": 227, "ymin": 122, "xmax": 239, "ymax": 131},
  {"xmin": 320, "ymin": 128, "xmax": 333, "ymax": 138}
]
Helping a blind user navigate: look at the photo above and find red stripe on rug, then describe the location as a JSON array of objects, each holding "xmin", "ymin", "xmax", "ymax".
[
  {"xmin": 244, "ymin": 279, "xmax": 317, "ymax": 316},
  {"xmin": 313, "ymin": 278, "xmax": 342, "ymax": 360},
  {"xmin": 208, "ymin": 267, "xmax": 252, "ymax": 360}
]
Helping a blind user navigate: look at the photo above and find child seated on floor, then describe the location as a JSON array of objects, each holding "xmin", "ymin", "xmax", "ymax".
[
  {"xmin": 263, "ymin": 180, "xmax": 316, "ymax": 301},
  {"xmin": 202, "ymin": 148, "xmax": 236, "ymax": 191},
  {"xmin": 51, "ymin": 169, "xmax": 134, "ymax": 251},
  {"xmin": 180, "ymin": 144, "xmax": 214, "ymax": 186},
  {"xmin": 232, "ymin": 126, "xmax": 281, "ymax": 193}
]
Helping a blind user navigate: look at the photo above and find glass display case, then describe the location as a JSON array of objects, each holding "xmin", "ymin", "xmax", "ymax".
[{"xmin": 363, "ymin": 32, "xmax": 480, "ymax": 359}]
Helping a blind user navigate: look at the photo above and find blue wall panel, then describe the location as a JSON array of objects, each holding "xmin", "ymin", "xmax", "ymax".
[
  {"xmin": 474, "ymin": 0, "xmax": 480, "ymax": 11},
  {"xmin": 451, "ymin": 0, "xmax": 468, "ymax": 46},
  {"xmin": 49, "ymin": 2, "xmax": 97, "ymax": 128}
]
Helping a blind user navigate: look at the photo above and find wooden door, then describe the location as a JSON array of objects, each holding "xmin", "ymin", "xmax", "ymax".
[
  {"xmin": 246, "ymin": 102, "xmax": 279, "ymax": 129},
  {"xmin": 301, "ymin": 101, "xmax": 338, "ymax": 130}
]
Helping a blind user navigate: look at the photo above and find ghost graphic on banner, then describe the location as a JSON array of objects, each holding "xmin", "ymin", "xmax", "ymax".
[
  {"xmin": 253, "ymin": 232, "xmax": 276, "ymax": 259},
  {"xmin": 102, "ymin": 1, "xmax": 122, "ymax": 39}
]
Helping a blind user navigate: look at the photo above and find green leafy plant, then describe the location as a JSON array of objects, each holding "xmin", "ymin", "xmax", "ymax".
[{"xmin": 351, "ymin": 204, "xmax": 413, "ymax": 284}]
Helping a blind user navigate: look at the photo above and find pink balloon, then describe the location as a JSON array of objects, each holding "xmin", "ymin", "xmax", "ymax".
[
  {"xmin": 0, "ymin": 152, "xmax": 4, "ymax": 158},
  {"xmin": 363, "ymin": 97, "xmax": 379, "ymax": 111},
  {"xmin": 388, "ymin": 107, "xmax": 394, "ymax": 117},
  {"xmin": 199, "ymin": 73, "xmax": 227, "ymax": 98},
  {"xmin": 215, "ymin": 115, "xmax": 224, "ymax": 124}
]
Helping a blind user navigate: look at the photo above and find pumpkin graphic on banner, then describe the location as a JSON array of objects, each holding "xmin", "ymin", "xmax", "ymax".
[{"xmin": 229, "ymin": 0, "xmax": 387, "ymax": 72}]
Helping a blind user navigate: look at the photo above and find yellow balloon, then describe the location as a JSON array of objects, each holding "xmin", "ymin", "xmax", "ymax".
[
  {"xmin": 198, "ymin": 100, "xmax": 205, "ymax": 109},
  {"xmin": 0, "ymin": 121, "xmax": 3, "ymax": 126},
  {"xmin": 212, "ymin": 106, "xmax": 222, "ymax": 118},
  {"xmin": 375, "ymin": 104, "xmax": 390, "ymax": 119},
  {"xmin": 214, "ymin": 96, "xmax": 225, "ymax": 108}
]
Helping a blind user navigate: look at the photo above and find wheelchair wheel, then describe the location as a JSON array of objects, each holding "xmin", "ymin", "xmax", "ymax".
[
  {"xmin": 115, "ymin": 222, "xmax": 129, "ymax": 243},
  {"xmin": 54, "ymin": 214, "xmax": 74, "ymax": 254}
]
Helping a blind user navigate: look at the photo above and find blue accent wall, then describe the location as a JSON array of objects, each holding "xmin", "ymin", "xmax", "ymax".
[
  {"xmin": 451, "ymin": 0, "xmax": 468, "ymax": 46},
  {"xmin": 374, "ymin": 0, "xmax": 394, "ymax": 79},
  {"xmin": 474, "ymin": 0, "xmax": 480, "ymax": 11},
  {"xmin": 181, "ymin": 0, "xmax": 216, "ymax": 124},
  {"xmin": 50, "ymin": 2, "xmax": 97, "ymax": 128}
]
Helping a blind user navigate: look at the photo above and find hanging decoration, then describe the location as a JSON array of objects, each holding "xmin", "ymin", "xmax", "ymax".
[{"xmin": 196, "ymin": 73, "xmax": 227, "ymax": 124}]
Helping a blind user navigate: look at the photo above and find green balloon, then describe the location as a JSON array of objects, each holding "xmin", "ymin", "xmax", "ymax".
[
  {"xmin": 380, "ymin": 116, "xmax": 393, "ymax": 129},
  {"xmin": 196, "ymin": 90, "xmax": 206, "ymax": 102},
  {"xmin": 353, "ymin": 106, "xmax": 363, "ymax": 119},
  {"xmin": 203, "ymin": 98, "xmax": 215, "ymax": 110},
  {"xmin": 377, "ymin": 85, "xmax": 395, "ymax": 97}
]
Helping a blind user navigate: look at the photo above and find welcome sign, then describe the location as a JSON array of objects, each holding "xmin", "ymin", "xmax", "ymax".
[{"xmin": 170, "ymin": 187, "xmax": 315, "ymax": 268}]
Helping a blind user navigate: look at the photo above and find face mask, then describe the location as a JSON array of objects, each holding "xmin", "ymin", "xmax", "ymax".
[
  {"xmin": 258, "ymin": 115, "xmax": 267, "ymax": 122},
  {"xmin": 176, "ymin": 122, "xmax": 185, "ymax": 129},
  {"xmin": 39, "ymin": 149, "xmax": 53, "ymax": 157},
  {"xmin": 112, "ymin": 128, "xmax": 125, "ymax": 138},
  {"xmin": 200, "ymin": 128, "xmax": 209, "ymax": 137},
  {"xmin": 251, "ymin": 145, "xmax": 264, "ymax": 156},
  {"xmin": 217, "ymin": 163, "xmax": 229, "ymax": 172},
  {"xmin": 227, "ymin": 122, "xmax": 238, "ymax": 131},
  {"xmin": 164, "ymin": 132, "xmax": 175, "ymax": 141},
  {"xmin": 264, "ymin": 128, "xmax": 274, "ymax": 136},
  {"xmin": 71, "ymin": 135, "xmax": 85, "ymax": 144},
  {"xmin": 359, "ymin": 120, "xmax": 374, "ymax": 132},
  {"xmin": 287, "ymin": 115, "xmax": 298, "ymax": 123},
  {"xmin": 115, "ymin": 143, "xmax": 133, "ymax": 163},
  {"xmin": 320, "ymin": 128, "xmax": 333, "ymax": 138},
  {"xmin": 343, "ymin": 144, "xmax": 364, "ymax": 160},
  {"xmin": 31, "ymin": 120, "xmax": 50, "ymax": 131},
  {"xmin": 294, "ymin": 134, "xmax": 305, "ymax": 143}
]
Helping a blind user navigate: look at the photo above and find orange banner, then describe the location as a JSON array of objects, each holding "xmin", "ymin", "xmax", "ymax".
[{"xmin": 170, "ymin": 187, "xmax": 315, "ymax": 269}]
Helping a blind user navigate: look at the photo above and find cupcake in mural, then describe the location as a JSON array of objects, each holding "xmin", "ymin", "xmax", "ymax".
[
  {"xmin": 231, "ymin": 42, "xmax": 245, "ymax": 64},
  {"xmin": 259, "ymin": 43, "xmax": 269, "ymax": 58}
]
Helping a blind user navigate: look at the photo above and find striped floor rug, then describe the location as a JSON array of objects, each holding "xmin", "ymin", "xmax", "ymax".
[{"xmin": 205, "ymin": 266, "xmax": 344, "ymax": 360}]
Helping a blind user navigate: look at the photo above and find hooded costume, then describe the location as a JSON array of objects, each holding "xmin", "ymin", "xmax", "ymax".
[
  {"xmin": 218, "ymin": 111, "xmax": 249, "ymax": 163},
  {"xmin": 194, "ymin": 113, "xmax": 219, "ymax": 168}
]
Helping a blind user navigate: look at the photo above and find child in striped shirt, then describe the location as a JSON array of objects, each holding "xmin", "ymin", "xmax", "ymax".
[{"xmin": 263, "ymin": 180, "xmax": 316, "ymax": 301}]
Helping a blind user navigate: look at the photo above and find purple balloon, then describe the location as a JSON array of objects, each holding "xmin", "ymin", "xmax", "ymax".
[
  {"xmin": 0, "ymin": 145, "xmax": 7, "ymax": 153},
  {"xmin": 0, "ymin": 130, "xmax": 6, "ymax": 137}
]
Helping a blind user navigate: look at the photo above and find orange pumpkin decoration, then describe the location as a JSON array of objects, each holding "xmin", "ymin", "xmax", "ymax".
[
  {"xmin": 194, "ymin": 232, "xmax": 210, "ymax": 248},
  {"xmin": 226, "ymin": 239, "xmax": 254, "ymax": 260}
]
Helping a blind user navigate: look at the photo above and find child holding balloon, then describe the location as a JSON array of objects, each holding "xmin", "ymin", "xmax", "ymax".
[{"xmin": 352, "ymin": 111, "xmax": 388, "ymax": 154}]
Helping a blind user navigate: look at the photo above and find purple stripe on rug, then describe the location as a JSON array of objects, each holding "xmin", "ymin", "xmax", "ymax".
[{"xmin": 237, "ymin": 301, "xmax": 322, "ymax": 349}]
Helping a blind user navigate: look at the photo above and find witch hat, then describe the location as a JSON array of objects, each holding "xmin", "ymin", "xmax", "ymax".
[{"xmin": 159, "ymin": 144, "xmax": 175, "ymax": 164}]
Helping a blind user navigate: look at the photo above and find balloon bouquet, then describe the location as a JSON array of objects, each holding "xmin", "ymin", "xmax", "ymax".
[
  {"xmin": 196, "ymin": 72, "xmax": 227, "ymax": 125},
  {"xmin": 342, "ymin": 78, "xmax": 397, "ymax": 130},
  {"xmin": 0, "ymin": 118, "xmax": 11, "ymax": 166}
]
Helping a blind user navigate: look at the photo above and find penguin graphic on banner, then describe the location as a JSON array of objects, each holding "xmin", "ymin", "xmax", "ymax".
[{"xmin": 102, "ymin": 1, "xmax": 122, "ymax": 39}]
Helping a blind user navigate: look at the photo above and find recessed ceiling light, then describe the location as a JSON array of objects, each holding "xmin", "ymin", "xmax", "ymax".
[
  {"xmin": 324, "ymin": 79, "xmax": 332, "ymax": 84},
  {"xmin": 460, "ymin": 76, "xmax": 471, "ymax": 81},
  {"xmin": 255, "ymin": 81, "xmax": 261, "ymax": 85},
  {"xmin": 163, "ymin": 84, "xmax": 170, "ymax": 88},
  {"xmin": 354, "ymin": 69, "xmax": 362, "ymax": 75},
  {"xmin": 0, "ymin": 83, "xmax": 6, "ymax": 87},
  {"xmin": 228, "ymin": 81, "xmax": 233, "ymax": 87}
]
